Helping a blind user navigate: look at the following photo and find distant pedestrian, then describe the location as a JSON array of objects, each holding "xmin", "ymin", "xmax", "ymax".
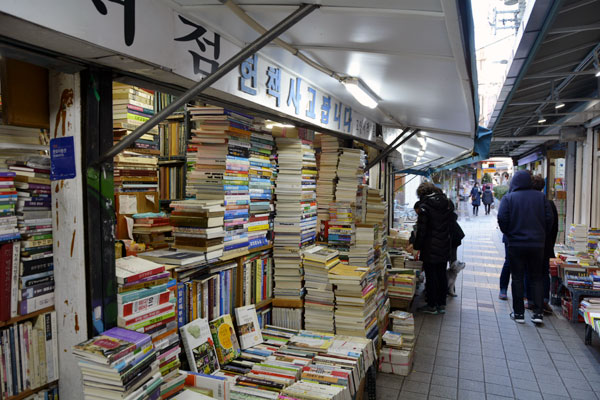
[
  {"xmin": 498, "ymin": 170, "xmax": 552, "ymax": 324},
  {"xmin": 470, "ymin": 182, "xmax": 481, "ymax": 216},
  {"xmin": 413, "ymin": 183, "xmax": 455, "ymax": 315},
  {"xmin": 482, "ymin": 185, "xmax": 494, "ymax": 215},
  {"xmin": 532, "ymin": 175, "xmax": 558, "ymax": 314}
]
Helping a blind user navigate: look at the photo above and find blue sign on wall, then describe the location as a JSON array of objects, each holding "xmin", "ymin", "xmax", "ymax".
[{"xmin": 50, "ymin": 136, "xmax": 76, "ymax": 180}]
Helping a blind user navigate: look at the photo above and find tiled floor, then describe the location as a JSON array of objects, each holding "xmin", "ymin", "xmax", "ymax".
[{"xmin": 378, "ymin": 207, "xmax": 600, "ymax": 399}]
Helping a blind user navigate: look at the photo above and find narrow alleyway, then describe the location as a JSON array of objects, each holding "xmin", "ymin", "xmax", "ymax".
[{"xmin": 379, "ymin": 207, "xmax": 600, "ymax": 400}]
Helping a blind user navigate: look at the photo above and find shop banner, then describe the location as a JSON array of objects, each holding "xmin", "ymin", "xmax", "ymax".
[{"xmin": 0, "ymin": 0, "xmax": 376, "ymax": 140}]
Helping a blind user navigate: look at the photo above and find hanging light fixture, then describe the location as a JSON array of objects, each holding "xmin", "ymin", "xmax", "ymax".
[
  {"xmin": 341, "ymin": 77, "xmax": 379, "ymax": 109},
  {"xmin": 537, "ymin": 112, "xmax": 546, "ymax": 124},
  {"xmin": 551, "ymin": 80, "xmax": 565, "ymax": 109}
]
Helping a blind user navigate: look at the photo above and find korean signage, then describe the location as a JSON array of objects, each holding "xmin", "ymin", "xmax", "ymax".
[{"xmin": 0, "ymin": 0, "xmax": 376, "ymax": 140}]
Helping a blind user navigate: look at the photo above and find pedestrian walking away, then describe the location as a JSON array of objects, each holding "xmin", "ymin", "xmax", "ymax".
[
  {"xmin": 413, "ymin": 182, "xmax": 455, "ymax": 315},
  {"xmin": 470, "ymin": 182, "xmax": 481, "ymax": 216},
  {"xmin": 482, "ymin": 184, "xmax": 494, "ymax": 215},
  {"xmin": 498, "ymin": 170, "xmax": 552, "ymax": 325}
]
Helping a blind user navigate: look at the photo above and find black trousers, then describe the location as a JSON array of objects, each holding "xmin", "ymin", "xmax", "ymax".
[
  {"xmin": 484, "ymin": 204, "xmax": 491, "ymax": 214},
  {"xmin": 472, "ymin": 205, "xmax": 479, "ymax": 215},
  {"xmin": 508, "ymin": 246, "xmax": 544, "ymax": 315},
  {"xmin": 423, "ymin": 262, "xmax": 447, "ymax": 308}
]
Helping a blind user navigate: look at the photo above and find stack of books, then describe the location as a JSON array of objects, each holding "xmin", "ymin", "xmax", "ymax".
[
  {"xmin": 169, "ymin": 199, "xmax": 225, "ymax": 261},
  {"xmin": 387, "ymin": 271, "xmax": 417, "ymax": 300},
  {"xmin": 114, "ymin": 151, "xmax": 159, "ymax": 193},
  {"xmin": 132, "ymin": 212, "xmax": 172, "ymax": 250},
  {"xmin": 248, "ymin": 130, "xmax": 275, "ymax": 250},
  {"xmin": 335, "ymin": 148, "xmax": 365, "ymax": 204},
  {"xmin": 568, "ymin": 224, "xmax": 588, "ymax": 253},
  {"xmin": 72, "ymin": 327, "xmax": 163, "ymax": 399},
  {"xmin": 389, "ymin": 310, "xmax": 415, "ymax": 350},
  {"xmin": 0, "ymin": 311, "xmax": 59, "ymax": 397},
  {"xmin": 0, "ymin": 171, "xmax": 18, "ymax": 243},
  {"xmin": 588, "ymin": 228, "xmax": 600, "ymax": 255},
  {"xmin": 272, "ymin": 137, "xmax": 305, "ymax": 313},
  {"xmin": 158, "ymin": 115, "xmax": 187, "ymax": 202},
  {"xmin": 327, "ymin": 203, "xmax": 356, "ymax": 261},
  {"xmin": 365, "ymin": 188, "xmax": 387, "ymax": 225},
  {"xmin": 272, "ymin": 307, "xmax": 303, "ymax": 331},
  {"xmin": 302, "ymin": 247, "xmax": 340, "ymax": 333},
  {"xmin": 315, "ymin": 135, "xmax": 339, "ymax": 236},
  {"xmin": 115, "ymin": 256, "xmax": 181, "ymax": 385},
  {"xmin": 13, "ymin": 156, "xmax": 54, "ymax": 316},
  {"xmin": 300, "ymin": 139, "xmax": 318, "ymax": 248},
  {"xmin": 189, "ymin": 106, "xmax": 254, "ymax": 259},
  {"xmin": 113, "ymin": 83, "xmax": 159, "ymax": 154},
  {"xmin": 328, "ymin": 264, "xmax": 377, "ymax": 339}
]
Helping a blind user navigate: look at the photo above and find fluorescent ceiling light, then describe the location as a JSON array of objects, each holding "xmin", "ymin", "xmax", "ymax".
[
  {"xmin": 537, "ymin": 113, "xmax": 546, "ymax": 124},
  {"xmin": 342, "ymin": 77, "xmax": 379, "ymax": 109},
  {"xmin": 417, "ymin": 136, "xmax": 427, "ymax": 149},
  {"xmin": 265, "ymin": 121, "xmax": 295, "ymax": 130},
  {"xmin": 596, "ymin": 70, "xmax": 600, "ymax": 77},
  {"xmin": 555, "ymin": 102, "xmax": 565, "ymax": 109},
  {"xmin": 417, "ymin": 150, "xmax": 425, "ymax": 157}
]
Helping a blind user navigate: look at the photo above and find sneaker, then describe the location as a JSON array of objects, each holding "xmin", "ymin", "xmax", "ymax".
[
  {"xmin": 531, "ymin": 314, "xmax": 543, "ymax": 324},
  {"xmin": 498, "ymin": 290, "xmax": 508, "ymax": 300},
  {"xmin": 543, "ymin": 303, "xmax": 553, "ymax": 315},
  {"xmin": 510, "ymin": 312, "xmax": 525, "ymax": 323},
  {"xmin": 437, "ymin": 306, "xmax": 446, "ymax": 314},
  {"xmin": 418, "ymin": 305, "xmax": 439, "ymax": 315}
]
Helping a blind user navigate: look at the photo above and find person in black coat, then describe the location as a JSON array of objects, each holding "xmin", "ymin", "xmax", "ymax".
[
  {"xmin": 413, "ymin": 182, "xmax": 455, "ymax": 315},
  {"xmin": 532, "ymin": 175, "xmax": 558, "ymax": 314},
  {"xmin": 482, "ymin": 185, "xmax": 494, "ymax": 215},
  {"xmin": 470, "ymin": 182, "xmax": 481, "ymax": 216}
]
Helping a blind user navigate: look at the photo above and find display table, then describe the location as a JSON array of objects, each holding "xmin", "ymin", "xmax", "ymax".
[{"xmin": 562, "ymin": 284, "xmax": 600, "ymax": 322}]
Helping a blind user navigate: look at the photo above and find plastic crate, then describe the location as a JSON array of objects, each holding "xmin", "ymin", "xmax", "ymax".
[{"xmin": 562, "ymin": 298, "xmax": 584, "ymax": 322}]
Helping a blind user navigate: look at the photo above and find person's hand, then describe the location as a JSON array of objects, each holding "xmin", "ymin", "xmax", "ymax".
[{"xmin": 406, "ymin": 244, "xmax": 414, "ymax": 253}]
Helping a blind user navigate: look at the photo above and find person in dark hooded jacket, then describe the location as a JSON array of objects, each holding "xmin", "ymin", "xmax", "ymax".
[
  {"xmin": 470, "ymin": 183, "xmax": 481, "ymax": 216},
  {"xmin": 482, "ymin": 185, "xmax": 494, "ymax": 215},
  {"xmin": 498, "ymin": 170, "xmax": 552, "ymax": 324},
  {"xmin": 413, "ymin": 182, "xmax": 455, "ymax": 314}
]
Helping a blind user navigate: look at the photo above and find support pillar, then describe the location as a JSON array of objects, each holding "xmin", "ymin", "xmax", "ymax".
[{"xmin": 49, "ymin": 71, "xmax": 88, "ymax": 399}]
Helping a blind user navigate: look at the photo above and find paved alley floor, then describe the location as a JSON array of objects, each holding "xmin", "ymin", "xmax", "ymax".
[{"xmin": 378, "ymin": 207, "xmax": 600, "ymax": 400}]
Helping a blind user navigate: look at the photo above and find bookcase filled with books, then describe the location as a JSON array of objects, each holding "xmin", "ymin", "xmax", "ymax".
[{"xmin": 0, "ymin": 121, "xmax": 61, "ymax": 398}]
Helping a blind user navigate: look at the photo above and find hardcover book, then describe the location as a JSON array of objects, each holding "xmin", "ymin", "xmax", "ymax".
[
  {"xmin": 209, "ymin": 314, "xmax": 241, "ymax": 365},
  {"xmin": 180, "ymin": 318, "xmax": 220, "ymax": 374}
]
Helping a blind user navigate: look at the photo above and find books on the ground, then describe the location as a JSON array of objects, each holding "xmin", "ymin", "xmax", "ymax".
[
  {"xmin": 72, "ymin": 326, "xmax": 151, "ymax": 365},
  {"xmin": 180, "ymin": 318, "xmax": 220, "ymax": 374},
  {"xmin": 235, "ymin": 305, "xmax": 263, "ymax": 350}
]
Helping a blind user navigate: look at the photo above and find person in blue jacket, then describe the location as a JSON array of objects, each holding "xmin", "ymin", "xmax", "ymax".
[
  {"xmin": 470, "ymin": 182, "xmax": 481, "ymax": 216},
  {"xmin": 497, "ymin": 170, "xmax": 552, "ymax": 324}
]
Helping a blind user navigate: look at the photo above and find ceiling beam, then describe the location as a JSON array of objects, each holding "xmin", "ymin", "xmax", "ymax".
[
  {"xmin": 548, "ymin": 22, "xmax": 600, "ymax": 34},
  {"xmin": 530, "ymin": 41, "xmax": 598, "ymax": 65},
  {"xmin": 181, "ymin": 4, "xmax": 446, "ymax": 18},
  {"xmin": 523, "ymin": 70, "xmax": 598, "ymax": 79},
  {"xmin": 500, "ymin": 110, "xmax": 600, "ymax": 118},
  {"xmin": 509, "ymin": 98, "xmax": 599, "ymax": 106}
]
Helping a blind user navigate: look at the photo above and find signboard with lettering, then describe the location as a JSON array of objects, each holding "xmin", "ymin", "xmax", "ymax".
[{"xmin": 0, "ymin": 1, "xmax": 376, "ymax": 140}]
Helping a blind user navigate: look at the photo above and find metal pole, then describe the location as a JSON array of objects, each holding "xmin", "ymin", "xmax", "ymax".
[
  {"xmin": 366, "ymin": 129, "xmax": 418, "ymax": 171},
  {"xmin": 95, "ymin": 3, "xmax": 319, "ymax": 165}
]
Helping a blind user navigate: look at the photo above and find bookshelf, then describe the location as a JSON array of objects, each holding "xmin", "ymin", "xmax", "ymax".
[
  {"xmin": 0, "ymin": 306, "xmax": 55, "ymax": 328},
  {"xmin": 6, "ymin": 380, "xmax": 58, "ymax": 400}
]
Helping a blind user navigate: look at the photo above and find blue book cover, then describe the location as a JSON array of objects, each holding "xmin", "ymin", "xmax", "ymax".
[{"xmin": 224, "ymin": 241, "xmax": 249, "ymax": 252}]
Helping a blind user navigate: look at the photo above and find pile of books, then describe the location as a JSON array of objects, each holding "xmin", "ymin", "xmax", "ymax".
[
  {"xmin": 365, "ymin": 188, "xmax": 387, "ymax": 225},
  {"xmin": 248, "ymin": 130, "xmax": 275, "ymax": 250},
  {"xmin": 169, "ymin": 199, "xmax": 225, "ymax": 261},
  {"xmin": 13, "ymin": 155, "xmax": 54, "ymax": 316},
  {"xmin": 72, "ymin": 327, "xmax": 163, "ymax": 399},
  {"xmin": 0, "ymin": 311, "xmax": 59, "ymax": 397},
  {"xmin": 300, "ymin": 139, "xmax": 318, "ymax": 248},
  {"xmin": 328, "ymin": 263, "xmax": 377, "ymax": 339},
  {"xmin": 272, "ymin": 137, "xmax": 305, "ymax": 306},
  {"xmin": 113, "ymin": 83, "xmax": 159, "ymax": 154},
  {"xmin": 115, "ymin": 256, "xmax": 182, "ymax": 388},
  {"xmin": 158, "ymin": 115, "xmax": 187, "ymax": 202},
  {"xmin": 114, "ymin": 151, "xmax": 159, "ymax": 193},
  {"xmin": 588, "ymin": 228, "xmax": 600, "ymax": 255},
  {"xmin": 272, "ymin": 307, "xmax": 303, "ymax": 330},
  {"xmin": 132, "ymin": 212, "xmax": 172, "ymax": 250},
  {"xmin": 389, "ymin": 310, "xmax": 415, "ymax": 350},
  {"xmin": 327, "ymin": 202, "xmax": 356, "ymax": 261},
  {"xmin": 568, "ymin": 224, "xmax": 588, "ymax": 253},
  {"xmin": 387, "ymin": 271, "xmax": 417, "ymax": 300},
  {"xmin": 187, "ymin": 107, "xmax": 252, "ymax": 259},
  {"xmin": 315, "ymin": 134, "xmax": 339, "ymax": 235},
  {"xmin": 0, "ymin": 171, "xmax": 18, "ymax": 243},
  {"xmin": 302, "ymin": 247, "xmax": 340, "ymax": 333},
  {"xmin": 335, "ymin": 148, "xmax": 365, "ymax": 204}
]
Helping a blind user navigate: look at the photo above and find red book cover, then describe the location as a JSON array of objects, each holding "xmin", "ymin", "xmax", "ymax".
[{"xmin": 0, "ymin": 242, "xmax": 14, "ymax": 321}]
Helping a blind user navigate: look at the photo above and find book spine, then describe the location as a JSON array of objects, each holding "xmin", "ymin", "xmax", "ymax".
[
  {"xmin": 9, "ymin": 242, "xmax": 20, "ymax": 318},
  {"xmin": 118, "ymin": 303, "xmax": 174, "ymax": 328},
  {"xmin": 177, "ymin": 283, "xmax": 185, "ymax": 329},
  {"xmin": 18, "ymin": 293, "xmax": 54, "ymax": 315},
  {"xmin": 0, "ymin": 243, "xmax": 13, "ymax": 321},
  {"xmin": 120, "ymin": 291, "xmax": 171, "ymax": 318}
]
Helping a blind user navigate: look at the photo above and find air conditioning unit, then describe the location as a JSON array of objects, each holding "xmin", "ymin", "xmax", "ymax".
[{"xmin": 559, "ymin": 126, "xmax": 586, "ymax": 142}]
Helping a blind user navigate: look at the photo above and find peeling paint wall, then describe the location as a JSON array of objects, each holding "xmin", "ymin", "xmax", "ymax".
[{"xmin": 49, "ymin": 71, "xmax": 87, "ymax": 399}]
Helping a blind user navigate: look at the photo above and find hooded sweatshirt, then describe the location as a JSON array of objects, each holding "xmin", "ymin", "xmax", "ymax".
[
  {"xmin": 497, "ymin": 170, "xmax": 552, "ymax": 248},
  {"xmin": 414, "ymin": 192, "xmax": 454, "ymax": 263}
]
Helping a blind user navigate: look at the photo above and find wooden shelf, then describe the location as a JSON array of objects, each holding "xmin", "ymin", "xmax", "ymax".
[
  {"xmin": 7, "ymin": 380, "xmax": 58, "ymax": 400},
  {"xmin": 254, "ymin": 298, "xmax": 273, "ymax": 310},
  {"xmin": 0, "ymin": 306, "xmax": 55, "ymax": 328}
]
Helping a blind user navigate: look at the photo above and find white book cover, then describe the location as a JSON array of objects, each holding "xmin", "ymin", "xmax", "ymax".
[
  {"xmin": 180, "ymin": 318, "xmax": 220, "ymax": 374},
  {"xmin": 183, "ymin": 372, "xmax": 230, "ymax": 400},
  {"xmin": 234, "ymin": 305, "xmax": 263, "ymax": 350}
]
